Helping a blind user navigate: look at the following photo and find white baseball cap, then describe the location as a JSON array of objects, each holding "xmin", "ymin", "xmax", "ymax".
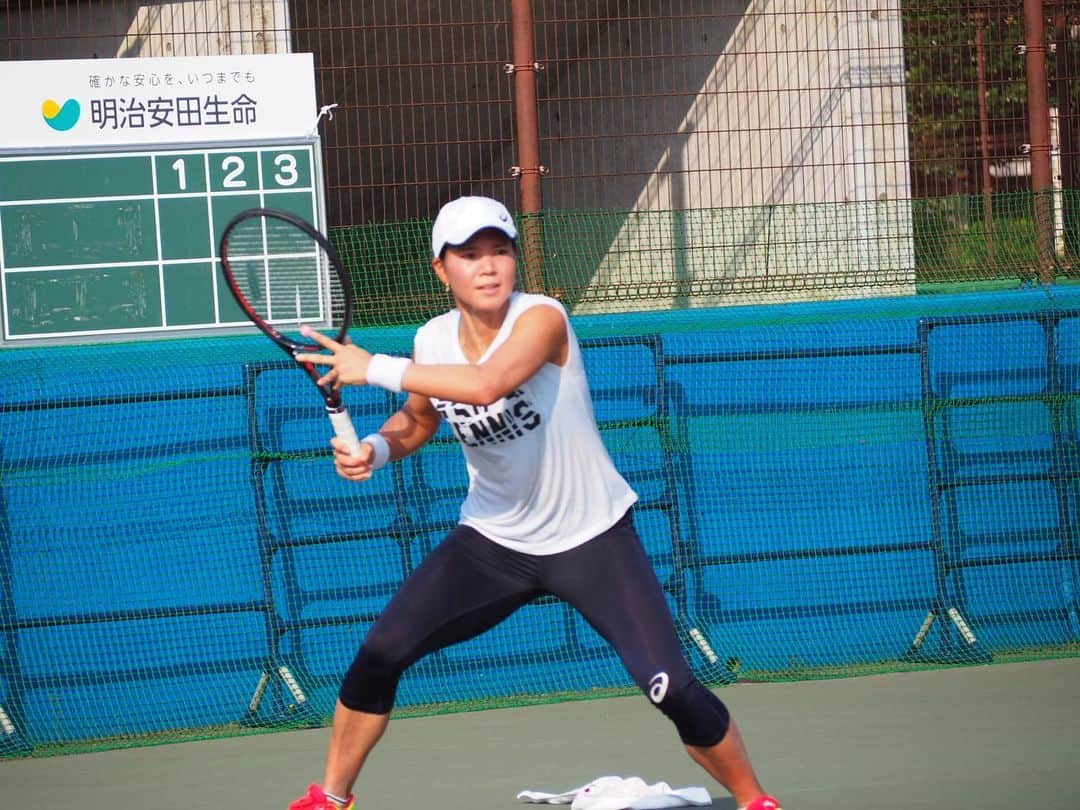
[{"xmin": 430, "ymin": 195, "xmax": 518, "ymax": 258}]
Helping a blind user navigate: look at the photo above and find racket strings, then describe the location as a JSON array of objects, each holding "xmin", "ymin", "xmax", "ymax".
[{"xmin": 223, "ymin": 214, "xmax": 343, "ymax": 331}]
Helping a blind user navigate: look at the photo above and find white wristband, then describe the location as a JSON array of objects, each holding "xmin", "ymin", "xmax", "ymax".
[
  {"xmin": 361, "ymin": 433, "xmax": 391, "ymax": 470},
  {"xmin": 366, "ymin": 354, "xmax": 411, "ymax": 393}
]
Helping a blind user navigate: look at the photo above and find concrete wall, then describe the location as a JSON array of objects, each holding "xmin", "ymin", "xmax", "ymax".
[
  {"xmin": 0, "ymin": 0, "xmax": 289, "ymax": 59},
  {"xmin": 563, "ymin": 1, "xmax": 916, "ymax": 309}
]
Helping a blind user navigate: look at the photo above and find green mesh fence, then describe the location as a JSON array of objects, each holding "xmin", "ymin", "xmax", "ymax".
[
  {"xmin": 1, "ymin": 201, "xmax": 1079, "ymax": 759},
  {"xmin": 337, "ymin": 193, "xmax": 1080, "ymax": 329},
  {"xmin": 914, "ymin": 191, "xmax": 1080, "ymax": 289}
]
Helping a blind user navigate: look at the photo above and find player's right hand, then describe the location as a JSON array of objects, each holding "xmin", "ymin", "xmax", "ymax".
[{"xmin": 332, "ymin": 436, "xmax": 376, "ymax": 481}]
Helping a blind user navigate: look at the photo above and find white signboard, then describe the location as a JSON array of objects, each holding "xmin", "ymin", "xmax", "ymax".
[{"xmin": 0, "ymin": 53, "xmax": 318, "ymax": 151}]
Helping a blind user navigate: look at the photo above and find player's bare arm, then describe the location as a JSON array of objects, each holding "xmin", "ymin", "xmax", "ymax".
[
  {"xmin": 298, "ymin": 304, "xmax": 568, "ymax": 407},
  {"xmin": 403, "ymin": 305, "xmax": 567, "ymax": 405}
]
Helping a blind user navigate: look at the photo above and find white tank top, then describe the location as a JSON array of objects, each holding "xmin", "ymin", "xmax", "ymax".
[{"xmin": 413, "ymin": 293, "xmax": 638, "ymax": 554}]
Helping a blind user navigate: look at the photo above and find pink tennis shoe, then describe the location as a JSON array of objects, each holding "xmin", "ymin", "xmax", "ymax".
[
  {"xmin": 742, "ymin": 795, "xmax": 784, "ymax": 810},
  {"xmin": 288, "ymin": 784, "xmax": 355, "ymax": 810}
]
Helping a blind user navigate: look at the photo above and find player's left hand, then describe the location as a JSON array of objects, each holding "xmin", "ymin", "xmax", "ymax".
[{"xmin": 296, "ymin": 325, "xmax": 373, "ymax": 389}]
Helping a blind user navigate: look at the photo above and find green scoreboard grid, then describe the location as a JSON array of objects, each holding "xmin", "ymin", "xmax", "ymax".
[{"xmin": 0, "ymin": 140, "xmax": 326, "ymax": 343}]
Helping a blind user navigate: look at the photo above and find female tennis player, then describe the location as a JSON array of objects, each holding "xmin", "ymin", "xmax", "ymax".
[{"xmin": 290, "ymin": 196, "xmax": 783, "ymax": 810}]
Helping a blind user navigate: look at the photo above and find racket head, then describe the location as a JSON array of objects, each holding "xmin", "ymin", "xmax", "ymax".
[
  {"xmin": 218, "ymin": 207, "xmax": 353, "ymax": 353},
  {"xmin": 218, "ymin": 207, "xmax": 354, "ymax": 406}
]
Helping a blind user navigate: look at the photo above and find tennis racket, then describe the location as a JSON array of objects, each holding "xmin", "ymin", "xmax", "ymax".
[{"xmin": 218, "ymin": 207, "xmax": 362, "ymax": 455}]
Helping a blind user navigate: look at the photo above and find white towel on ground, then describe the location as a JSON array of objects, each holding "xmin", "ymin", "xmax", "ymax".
[{"xmin": 517, "ymin": 775, "xmax": 713, "ymax": 810}]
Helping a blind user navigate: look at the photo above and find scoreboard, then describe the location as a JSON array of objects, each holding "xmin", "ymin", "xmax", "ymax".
[{"xmin": 0, "ymin": 140, "xmax": 325, "ymax": 342}]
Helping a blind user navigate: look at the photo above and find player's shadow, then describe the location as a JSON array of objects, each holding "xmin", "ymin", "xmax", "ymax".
[{"xmin": 709, "ymin": 798, "xmax": 738, "ymax": 809}]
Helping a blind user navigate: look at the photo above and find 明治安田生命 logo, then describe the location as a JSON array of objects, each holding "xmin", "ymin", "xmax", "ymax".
[{"xmin": 41, "ymin": 98, "xmax": 80, "ymax": 131}]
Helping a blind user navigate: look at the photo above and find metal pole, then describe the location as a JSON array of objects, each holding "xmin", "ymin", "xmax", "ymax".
[
  {"xmin": 975, "ymin": 12, "xmax": 995, "ymax": 268},
  {"xmin": 1053, "ymin": 3, "xmax": 1076, "ymax": 258},
  {"xmin": 509, "ymin": 0, "xmax": 545, "ymax": 294},
  {"xmin": 1023, "ymin": 0, "xmax": 1056, "ymax": 282}
]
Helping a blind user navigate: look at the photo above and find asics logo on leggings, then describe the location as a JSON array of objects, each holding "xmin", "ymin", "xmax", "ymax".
[{"xmin": 647, "ymin": 671, "xmax": 669, "ymax": 703}]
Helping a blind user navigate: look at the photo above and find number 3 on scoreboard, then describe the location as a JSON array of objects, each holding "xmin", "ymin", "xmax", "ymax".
[{"xmin": 273, "ymin": 154, "xmax": 299, "ymax": 187}]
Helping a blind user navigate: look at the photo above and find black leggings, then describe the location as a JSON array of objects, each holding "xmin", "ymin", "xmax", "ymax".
[{"xmin": 338, "ymin": 510, "xmax": 730, "ymax": 746}]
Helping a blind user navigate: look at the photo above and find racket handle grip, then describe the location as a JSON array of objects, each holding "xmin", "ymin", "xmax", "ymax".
[{"xmin": 326, "ymin": 406, "xmax": 362, "ymax": 456}]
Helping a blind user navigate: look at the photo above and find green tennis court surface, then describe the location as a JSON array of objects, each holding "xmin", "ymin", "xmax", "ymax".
[{"xmin": 3, "ymin": 658, "xmax": 1076, "ymax": 810}]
